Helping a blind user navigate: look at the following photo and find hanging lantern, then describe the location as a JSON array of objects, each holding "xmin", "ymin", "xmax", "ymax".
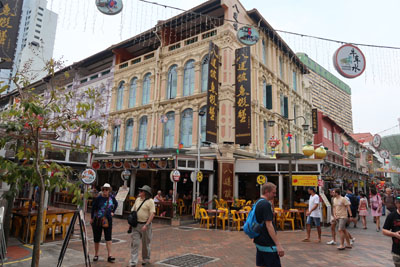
[
  {"xmin": 358, "ymin": 139, "xmax": 365, "ymax": 144},
  {"xmin": 343, "ymin": 141, "xmax": 349, "ymax": 146},
  {"xmin": 302, "ymin": 141, "xmax": 314, "ymax": 157},
  {"xmin": 314, "ymin": 146, "xmax": 327, "ymax": 159},
  {"xmin": 385, "ymin": 160, "xmax": 390, "ymax": 164},
  {"xmin": 368, "ymin": 160, "xmax": 373, "ymax": 164}
]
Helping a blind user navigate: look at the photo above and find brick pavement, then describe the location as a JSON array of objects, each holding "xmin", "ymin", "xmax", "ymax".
[{"xmin": 4, "ymin": 214, "xmax": 395, "ymax": 266}]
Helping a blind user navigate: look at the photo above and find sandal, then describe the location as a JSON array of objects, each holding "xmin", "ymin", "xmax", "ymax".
[
  {"xmin": 108, "ymin": 256, "xmax": 115, "ymax": 263},
  {"xmin": 337, "ymin": 247, "xmax": 345, "ymax": 250},
  {"xmin": 301, "ymin": 238, "xmax": 311, "ymax": 242},
  {"xmin": 93, "ymin": 256, "xmax": 99, "ymax": 262},
  {"xmin": 345, "ymin": 246, "xmax": 352, "ymax": 249}
]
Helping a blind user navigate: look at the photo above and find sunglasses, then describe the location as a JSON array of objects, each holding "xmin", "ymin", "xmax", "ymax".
[{"xmin": 102, "ymin": 188, "xmax": 110, "ymax": 191}]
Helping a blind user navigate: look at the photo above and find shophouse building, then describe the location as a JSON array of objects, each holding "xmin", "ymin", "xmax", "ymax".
[
  {"xmin": 297, "ymin": 53, "xmax": 353, "ymax": 134},
  {"xmin": 93, "ymin": 0, "xmax": 321, "ymax": 212}
]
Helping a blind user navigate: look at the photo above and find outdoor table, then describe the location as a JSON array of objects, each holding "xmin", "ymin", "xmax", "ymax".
[
  {"xmin": 14, "ymin": 198, "xmax": 31, "ymax": 207},
  {"xmin": 206, "ymin": 209, "xmax": 225, "ymax": 230},
  {"xmin": 12, "ymin": 206, "xmax": 76, "ymax": 243}
]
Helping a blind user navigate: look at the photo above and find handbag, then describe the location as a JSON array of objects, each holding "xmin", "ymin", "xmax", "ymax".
[
  {"xmin": 372, "ymin": 196, "xmax": 379, "ymax": 211},
  {"xmin": 128, "ymin": 199, "xmax": 148, "ymax": 227},
  {"xmin": 99, "ymin": 197, "xmax": 111, "ymax": 228}
]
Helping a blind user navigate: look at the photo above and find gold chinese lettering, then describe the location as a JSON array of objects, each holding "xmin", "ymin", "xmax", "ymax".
[
  {"xmin": 209, "ymin": 81, "xmax": 218, "ymax": 95},
  {"xmin": 223, "ymin": 189, "xmax": 232, "ymax": 199},
  {"xmin": 237, "ymin": 72, "xmax": 247, "ymax": 83},
  {"xmin": 210, "ymin": 69, "xmax": 217, "ymax": 80},
  {"xmin": 0, "ymin": 4, "xmax": 13, "ymax": 17},
  {"xmin": 236, "ymin": 53, "xmax": 249, "ymax": 63},
  {"xmin": 209, "ymin": 106, "xmax": 215, "ymax": 121},
  {"xmin": 209, "ymin": 94, "xmax": 216, "ymax": 106},
  {"xmin": 237, "ymin": 61, "xmax": 247, "ymax": 71},
  {"xmin": 238, "ymin": 109, "xmax": 247, "ymax": 123},
  {"xmin": 0, "ymin": 30, "xmax": 8, "ymax": 45},
  {"xmin": 210, "ymin": 57, "xmax": 217, "ymax": 69},
  {"xmin": 0, "ymin": 17, "xmax": 12, "ymax": 29},
  {"xmin": 236, "ymin": 85, "xmax": 249, "ymax": 97},
  {"xmin": 223, "ymin": 177, "xmax": 232, "ymax": 186},
  {"xmin": 237, "ymin": 97, "xmax": 249, "ymax": 108}
]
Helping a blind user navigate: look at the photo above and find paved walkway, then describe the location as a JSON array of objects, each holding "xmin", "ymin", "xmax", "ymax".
[{"xmin": 3, "ymin": 214, "xmax": 394, "ymax": 266}]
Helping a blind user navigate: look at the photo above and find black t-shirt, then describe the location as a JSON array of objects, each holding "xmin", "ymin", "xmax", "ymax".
[
  {"xmin": 253, "ymin": 199, "xmax": 276, "ymax": 246},
  {"xmin": 383, "ymin": 210, "xmax": 400, "ymax": 255}
]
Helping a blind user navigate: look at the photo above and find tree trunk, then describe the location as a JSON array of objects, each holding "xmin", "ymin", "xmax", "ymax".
[
  {"xmin": 3, "ymin": 184, "xmax": 15, "ymax": 244},
  {"xmin": 31, "ymin": 182, "xmax": 45, "ymax": 267}
]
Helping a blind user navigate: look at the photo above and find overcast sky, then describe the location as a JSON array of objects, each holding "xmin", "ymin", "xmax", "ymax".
[{"xmin": 48, "ymin": 0, "xmax": 400, "ymax": 136}]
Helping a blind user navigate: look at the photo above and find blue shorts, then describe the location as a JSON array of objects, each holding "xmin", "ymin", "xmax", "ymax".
[
  {"xmin": 306, "ymin": 216, "xmax": 321, "ymax": 227},
  {"xmin": 256, "ymin": 249, "xmax": 281, "ymax": 267}
]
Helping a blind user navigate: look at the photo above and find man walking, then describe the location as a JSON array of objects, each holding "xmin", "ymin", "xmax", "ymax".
[
  {"xmin": 129, "ymin": 185, "xmax": 156, "ymax": 267},
  {"xmin": 254, "ymin": 182, "xmax": 284, "ymax": 267},
  {"xmin": 383, "ymin": 196, "xmax": 400, "ymax": 267},
  {"xmin": 384, "ymin": 188, "xmax": 396, "ymax": 215},
  {"xmin": 327, "ymin": 189, "xmax": 337, "ymax": 245},
  {"xmin": 303, "ymin": 187, "xmax": 321, "ymax": 242},
  {"xmin": 346, "ymin": 188, "xmax": 359, "ymax": 228},
  {"xmin": 333, "ymin": 188, "xmax": 352, "ymax": 250}
]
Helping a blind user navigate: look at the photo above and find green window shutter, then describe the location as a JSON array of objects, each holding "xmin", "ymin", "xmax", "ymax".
[
  {"xmin": 284, "ymin": 96, "xmax": 288, "ymax": 118},
  {"xmin": 266, "ymin": 85, "xmax": 272, "ymax": 110}
]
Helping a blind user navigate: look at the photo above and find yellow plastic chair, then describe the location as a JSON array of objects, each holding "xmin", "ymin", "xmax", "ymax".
[
  {"xmin": 214, "ymin": 199, "xmax": 220, "ymax": 209},
  {"xmin": 178, "ymin": 199, "xmax": 186, "ymax": 216},
  {"xmin": 56, "ymin": 212, "xmax": 74, "ymax": 239},
  {"xmin": 199, "ymin": 208, "xmax": 215, "ymax": 229},
  {"xmin": 44, "ymin": 214, "xmax": 58, "ymax": 241},
  {"xmin": 274, "ymin": 208, "xmax": 285, "ymax": 230},
  {"xmin": 242, "ymin": 206, "xmax": 251, "ymax": 220},
  {"xmin": 219, "ymin": 199, "xmax": 228, "ymax": 209},
  {"xmin": 28, "ymin": 211, "xmax": 46, "ymax": 244},
  {"xmin": 245, "ymin": 200, "xmax": 252, "ymax": 206},
  {"xmin": 194, "ymin": 204, "xmax": 201, "ymax": 220},
  {"xmin": 289, "ymin": 209, "xmax": 303, "ymax": 228},
  {"xmin": 238, "ymin": 199, "xmax": 246, "ymax": 207},
  {"xmin": 231, "ymin": 210, "xmax": 243, "ymax": 231},
  {"xmin": 283, "ymin": 211, "xmax": 295, "ymax": 230},
  {"xmin": 216, "ymin": 208, "xmax": 228, "ymax": 230}
]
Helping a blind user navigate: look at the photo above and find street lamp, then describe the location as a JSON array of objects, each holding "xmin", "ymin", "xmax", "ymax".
[
  {"xmin": 267, "ymin": 113, "xmax": 309, "ymax": 208},
  {"xmin": 194, "ymin": 109, "xmax": 206, "ymax": 212}
]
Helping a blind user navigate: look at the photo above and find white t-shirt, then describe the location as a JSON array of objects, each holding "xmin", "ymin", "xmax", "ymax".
[{"xmin": 308, "ymin": 194, "xmax": 321, "ymax": 217}]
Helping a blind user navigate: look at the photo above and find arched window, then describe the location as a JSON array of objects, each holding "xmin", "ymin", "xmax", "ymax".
[
  {"xmin": 167, "ymin": 65, "xmax": 177, "ymax": 99},
  {"xmin": 201, "ymin": 56, "xmax": 209, "ymax": 92},
  {"xmin": 112, "ymin": 125, "xmax": 120, "ymax": 152},
  {"xmin": 200, "ymin": 106, "xmax": 207, "ymax": 145},
  {"xmin": 163, "ymin": 111, "xmax": 175, "ymax": 148},
  {"xmin": 262, "ymin": 39, "xmax": 267, "ymax": 65},
  {"xmin": 125, "ymin": 119, "xmax": 134, "ymax": 151},
  {"xmin": 116, "ymin": 81, "xmax": 124, "ymax": 111},
  {"xmin": 142, "ymin": 73, "xmax": 151, "ymax": 105},
  {"xmin": 263, "ymin": 120, "xmax": 268, "ymax": 153},
  {"xmin": 183, "ymin": 60, "xmax": 195, "ymax": 96},
  {"xmin": 129, "ymin": 78, "xmax": 137, "ymax": 108},
  {"xmin": 138, "ymin": 116, "xmax": 148, "ymax": 150},
  {"xmin": 180, "ymin": 108, "xmax": 193, "ymax": 147}
]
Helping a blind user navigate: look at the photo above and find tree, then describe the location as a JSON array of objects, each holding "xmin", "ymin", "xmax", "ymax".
[{"xmin": 0, "ymin": 59, "xmax": 106, "ymax": 267}]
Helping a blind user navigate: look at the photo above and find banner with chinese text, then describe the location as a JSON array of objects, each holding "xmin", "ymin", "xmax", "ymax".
[
  {"xmin": 235, "ymin": 46, "xmax": 251, "ymax": 145},
  {"xmin": 205, "ymin": 42, "xmax": 220, "ymax": 143},
  {"xmin": 221, "ymin": 163, "xmax": 234, "ymax": 200},
  {"xmin": 312, "ymin": 108, "xmax": 318, "ymax": 134},
  {"xmin": 292, "ymin": 175, "xmax": 318, "ymax": 186},
  {"xmin": 0, "ymin": 1, "xmax": 23, "ymax": 69}
]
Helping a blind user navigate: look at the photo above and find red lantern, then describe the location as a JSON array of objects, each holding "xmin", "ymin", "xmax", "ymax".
[
  {"xmin": 368, "ymin": 160, "xmax": 372, "ymax": 164},
  {"xmin": 385, "ymin": 160, "xmax": 390, "ymax": 164},
  {"xmin": 343, "ymin": 141, "xmax": 349, "ymax": 146},
  {"xmin": 358, "ymin": 139, "xmax": 365, "ymax": 144}
]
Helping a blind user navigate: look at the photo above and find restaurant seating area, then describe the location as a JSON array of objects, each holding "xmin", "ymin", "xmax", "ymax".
[{"xmin": 11, "ymin": 206, "xmax": 76, "ymax": 244}]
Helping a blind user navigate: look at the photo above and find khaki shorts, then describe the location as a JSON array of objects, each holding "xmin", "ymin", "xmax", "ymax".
[
  {"xmin": 337, "ymin": 218, "xmax": 347, "ymax": 230},
  {"xmin": 392, "ymin": 252, "xmax": 400, "ymax": 267}
]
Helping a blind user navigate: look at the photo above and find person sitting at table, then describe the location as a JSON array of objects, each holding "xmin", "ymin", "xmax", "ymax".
[
  {"xmin": 154, "ymin": 190, "xmax": 164, "ymax": 203},
  {"xmin": 91, "ymin": 183, "xmax": 118, "ymax": 263},
  {"xmin": 165, "ymin": 189, "xmax": 173, "ymax": 201}
]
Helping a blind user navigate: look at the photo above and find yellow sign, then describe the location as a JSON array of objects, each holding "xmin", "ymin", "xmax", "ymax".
[
  {"xmin": 257, "ymin": 175, "xmax": 266, "ymax": 185},
  {"xmin": 197, "ymin": 171, "xmax": 203, "ymax": 182},
  {"xmin": 292, "ymin": 175, "xmax": 318, "ymax": 186}
]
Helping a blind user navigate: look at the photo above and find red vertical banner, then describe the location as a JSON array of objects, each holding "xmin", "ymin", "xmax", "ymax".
[
  {"xmin": 221, "ymin": 163, "xmax": 234, "ymax": 200},
  {"xmin": 206, "ymin": 42, "xmax": 220, "ymax": 143},
  {"xmin": 235, "ymin": 46, "xmax": 251, "ymax": 145}
]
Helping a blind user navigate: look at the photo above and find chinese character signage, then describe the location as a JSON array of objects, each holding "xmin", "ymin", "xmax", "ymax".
[
  {"xmin": 333, "ymin": 44, "xmax": 366, "ymax": 79},
  {"xmin": 0, "ymin": 1, "xmax": 23, "ymax": 69},
  {"xmin": 205, "ymin": 42, "xmax": 220, "ymax": 143},
  {"xmin": 235, "ymin": 46, "xmax": 251, "ymax": 145},
  {"xmin": 221, "ymin": 163, "xmax": 234, "ymax": 200},
  {"xmin": 312, "ymin": 108, "xmax": 318, "ymax": 134}
]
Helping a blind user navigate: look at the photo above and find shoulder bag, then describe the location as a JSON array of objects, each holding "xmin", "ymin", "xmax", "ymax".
[
  {"xmin": 128, "ymin": 199, "xmax": 148, "ymax": 227},
  {"xmin": 101, "ymin": 197, "xmax": 111, "ymax": 228}
]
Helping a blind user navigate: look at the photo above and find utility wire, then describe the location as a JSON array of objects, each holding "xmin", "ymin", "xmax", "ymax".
[{"xmin": 139, "ymin": 0, "xmax": 400, "ymax": 50}]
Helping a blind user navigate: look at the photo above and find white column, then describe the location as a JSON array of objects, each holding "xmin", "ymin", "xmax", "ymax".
[
  {"xmin": 208, "ymin": 174, "xmax": 214, "ymax": 210},
  {"xmin": 129, "ymin": 171, "xmax": 136, "ymax": 197},
  {"xmin": 279, "ymin": 174, "xmax": 283, "ymax": 209},
  {"xmin": 234, "ymin": 174, "xmax": 239, "ymax": 199}
]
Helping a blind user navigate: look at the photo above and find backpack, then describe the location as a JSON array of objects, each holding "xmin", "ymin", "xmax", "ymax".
[
  {"xmin": 349, "ymin": 194, "xmax": 359, "ymax": 209},
  {"xmin": 243, "ymin": 198, "xmax": 267, "ymax": 239}
]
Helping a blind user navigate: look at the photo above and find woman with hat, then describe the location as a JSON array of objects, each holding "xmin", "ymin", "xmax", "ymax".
[
  {"xmin": 91, "ymin": 183, "xmax": 118, "ymax": 263},
  {"xmin": 129, "ymin": 185, "xmax": 156, "ymax": 267}
]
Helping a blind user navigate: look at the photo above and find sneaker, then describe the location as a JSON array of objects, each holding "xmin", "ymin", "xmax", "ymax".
[
  {"xmin": 326, "ymin": 240, "xmax": 336, "ymax": 245},
  {"xmin": 350, "ymin": 238, "xmax": 355, "ymax": 245}
]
